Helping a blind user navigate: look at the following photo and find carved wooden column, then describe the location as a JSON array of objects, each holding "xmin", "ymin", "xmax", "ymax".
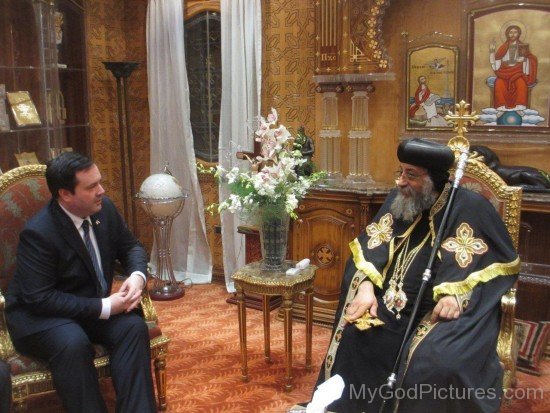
[
  {"xmin": 316, "ymin": 82, "xmax": 343, "ymax": 184},
  {"xmin": 346, "ymin": 82, "xmax": 376, "ymax": 187}
]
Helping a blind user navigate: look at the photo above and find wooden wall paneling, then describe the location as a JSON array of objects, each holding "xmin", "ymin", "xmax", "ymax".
[
  {"xmin": 86, "ymin": 0, "xmax": 127, "ymax": 209},
  {"xmin": 262, "ymin": 0, "xmax": 316, "ymax": 142},
  {"xmin": 123, "ymin": 0, "xmax": 151, "ymax": 243},
  {"xmin": 185, "ymin": 0, "xmax": 219, "ymax": 18},
  {"xmin": 484, "ymin": 142, "xmax": 550, "ymax": 173},
  {"xmin": 518, "ymin": 209, "xmax": 550, "ymax": 266},
  {"xmin": 198, "ymin": 171, "xmax": 224, "ymax": 282},
  {"xmin": 86, "ymin": 0, "xmax": 153, "ymax": 248},
  {"xmin": 516, "ymin": 274, "xmax": 550, "ymax": 322}
]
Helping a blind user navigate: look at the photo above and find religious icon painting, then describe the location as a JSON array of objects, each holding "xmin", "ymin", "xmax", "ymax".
[
  {"xmin": 467, "ymin": 4, "xmax": 550, "ymax": 131},
  {"xmin": 406, "ymin": 44, "xmax": 458, "ymax": 131}
]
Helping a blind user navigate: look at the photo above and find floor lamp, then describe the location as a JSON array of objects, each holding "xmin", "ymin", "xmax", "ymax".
[{"xmin": 103, "ymin": 61, "xmax": 139, "ymax": 234}]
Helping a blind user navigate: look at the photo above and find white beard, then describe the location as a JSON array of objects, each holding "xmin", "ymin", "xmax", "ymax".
[{"xmin": 390, "ymin": 177, "xmax": 437, "ymax": 223}]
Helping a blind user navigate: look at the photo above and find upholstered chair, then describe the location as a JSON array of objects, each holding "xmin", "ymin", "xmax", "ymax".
[
  {"xmin": 0, "ymin": 164, "xmax": 170, "ymax": 410},
  {"xmin": 449, "ymin": 141, "xmax": 522, "ymax": 390}
]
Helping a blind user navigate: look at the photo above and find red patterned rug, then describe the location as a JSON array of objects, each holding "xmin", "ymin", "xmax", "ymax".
[
  {"xmin": 17, "ymin": 283, "xmax": 550, "ymax": 412},
  {"xmin": 501, "ymin": 360, "xmax": 550, "ymax": 413},
  {"xmin": 20, "ymin": 284, "xmax": 330, "ymax": 412}
]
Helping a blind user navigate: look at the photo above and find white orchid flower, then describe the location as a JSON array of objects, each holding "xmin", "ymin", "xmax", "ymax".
[{"xmin": 267, "ymin": 108, "xmax": 278, "ymax": 124}]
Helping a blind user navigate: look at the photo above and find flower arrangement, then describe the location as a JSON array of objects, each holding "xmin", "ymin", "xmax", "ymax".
[{"xmin": 199, "ymin": 108, "xmax": 325, "ymax": 222}]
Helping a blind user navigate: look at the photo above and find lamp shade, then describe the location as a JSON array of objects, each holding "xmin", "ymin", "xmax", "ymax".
[
  {"xmin": 140, "ymin": 173, "xmax": 184, "ymax": 198},
  {"xmin": 138, "ymin": 173, "xmax": 187, "ymax": 217}
]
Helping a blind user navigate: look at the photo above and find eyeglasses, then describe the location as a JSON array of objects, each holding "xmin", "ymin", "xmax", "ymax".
[{"xmin": 394, "ymin": 169, "xmax": 428, "ymax": 182}]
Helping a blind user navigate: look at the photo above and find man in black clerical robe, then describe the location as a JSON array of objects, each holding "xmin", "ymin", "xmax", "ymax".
[{"xmin": 315, "ymin": 138, "xmax": 519, "ymax": 413}]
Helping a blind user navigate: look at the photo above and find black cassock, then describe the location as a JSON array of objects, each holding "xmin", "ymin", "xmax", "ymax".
[{"xmin": 316, "ymin": 184, "xmax": 519, "ymax": 413}]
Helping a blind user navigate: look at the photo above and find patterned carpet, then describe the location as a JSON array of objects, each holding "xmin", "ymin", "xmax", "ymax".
[
  {"xmin": 501, "ymin": 360, "xmax": 550, "ymax": 413},
  {"xmin": 22, "ymin": 283, "xmax": 331, "ymax": 412},
  {"xmin": 18, "ymin": 283, "xmax": 550, "ymax": 412},
  {"xmin": 147, "ymin": 284, "xmax": 330, "ymax": 412}
]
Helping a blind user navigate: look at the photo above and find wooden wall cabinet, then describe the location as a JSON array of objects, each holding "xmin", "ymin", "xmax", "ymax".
[
  {"xmin": 0, "ymin": 0, "xmax": 88, "ymax": 172},
  {"xmin": 516, "ymin": 193, "xmax": 550, "ymax": 322},
  {"xmin": 288, "ymin": 188, "xmax": 386, "ymax": 326}
]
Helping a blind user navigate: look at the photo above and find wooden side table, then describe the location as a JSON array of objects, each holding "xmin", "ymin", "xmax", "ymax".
[{"xmin": 232, "ymin": 261, "xmax": 317, "ymax": 391}]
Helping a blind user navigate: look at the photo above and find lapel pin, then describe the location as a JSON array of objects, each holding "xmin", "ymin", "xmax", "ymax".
[{"xmin": 95, "ymin": 219, "xmax": 100, "ymax": 225}]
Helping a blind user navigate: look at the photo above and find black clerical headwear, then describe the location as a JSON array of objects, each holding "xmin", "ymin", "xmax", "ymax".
[{"xmin": 397, "ymin": 138, "xmax": 455, "ymax": 192}]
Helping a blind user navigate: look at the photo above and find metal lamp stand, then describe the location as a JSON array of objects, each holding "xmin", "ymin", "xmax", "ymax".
[
  {"xmin": 103, "ymin": 61, "xmax": 139, "ymax": 234},
  {"xmin": 136, "ymin": 195, "xmax": 188, "ymax": 300}
]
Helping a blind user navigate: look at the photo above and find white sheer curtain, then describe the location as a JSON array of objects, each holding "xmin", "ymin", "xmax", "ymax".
[
  {"xmin": 146, "ymin": 0, "xmax": 212, "ymax": 284},
  {"xmin": 219, "ymin": 0, "xmax": 262, "ymax": 292}
]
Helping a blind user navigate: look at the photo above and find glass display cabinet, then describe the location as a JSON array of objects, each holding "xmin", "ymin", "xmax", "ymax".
[{"xmin": 0, "ymin": 0, "xmax": 88, "ymax": 172}]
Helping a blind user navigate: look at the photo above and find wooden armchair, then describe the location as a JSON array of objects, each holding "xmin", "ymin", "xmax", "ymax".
[
  {"xmin": 448, "ymin": 140, "xmax": 522, "ymax": 390},
  {"xmin": 0, "ymin": 164, "xmax": 170, "ymax": 410}
]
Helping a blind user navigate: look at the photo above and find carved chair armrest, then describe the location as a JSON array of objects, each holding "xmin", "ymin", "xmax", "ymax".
[
  {"xmin": 497, "ymin": 287, "xmax": 517, "ymax": 389},
  {"xmin": 140, "ymin": 288, "xmax": 158, "ymax": 324},
  {"xmin": 0, "ymin": 292, "xmax": 16, "ymax": 360},
  {"xmin": 113, "ymin": 262, "xmax": 158, "ymax": 324}
]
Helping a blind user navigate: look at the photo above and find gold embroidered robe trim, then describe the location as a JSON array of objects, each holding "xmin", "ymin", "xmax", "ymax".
[
  {"xmin": 433, "ymin": 257, "xmax": 520, "ymax": 301},
  {"xmin": 393, "ymin": 313, "xmax": 440, "ymax": 413},
  {"xmin": 349, "ymin": 239, "xmax": 384, "ymax": 288},
  {"xmin": 455, "ymin": 291, "xmax": 473, "ymax": 311},
  {"xmin": 381, "ymin": 213, "xmax": 422, "ymax": 282},
  {"xmin": 324, "ymin": 269, "xmax": 369, "ymax": 380},
  {"xmin": 428, "ymin": 183, "xmax": 451, "ymax": 246},
  {"xmin": 405, "ymin": 313, "xmax": 440, "ymax": 365}
]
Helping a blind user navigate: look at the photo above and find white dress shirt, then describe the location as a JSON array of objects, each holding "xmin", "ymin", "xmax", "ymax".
[{"xmin": 58, "ymin": 203, "xmax": 146, "ymax": 319}]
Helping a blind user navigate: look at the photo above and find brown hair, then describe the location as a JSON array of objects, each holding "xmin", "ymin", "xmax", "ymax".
[{"xmin": 505, "ymin": 25, "xmax": 522, "ymax": 38}]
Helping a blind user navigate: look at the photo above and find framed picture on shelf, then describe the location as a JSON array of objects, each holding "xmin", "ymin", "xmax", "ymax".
[
  {"xmin": 406, "ymin": 44, "xmax": 458, "ymax": 130},
  {"xmin": 6, "ymin": 91, "xmax": 41, "ymax": 127},
  {"xmin": 14, "ymin": 152, "xmax": 40, "ymax": 166},
  {"xmin": 467, "ymin": 4, "xmax": 550, "ymax": 131}
]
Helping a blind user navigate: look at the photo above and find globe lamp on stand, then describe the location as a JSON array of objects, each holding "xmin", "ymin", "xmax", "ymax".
[{"xmin": 136, "ymin": 171, "xmax": 189, "ymax": 300}]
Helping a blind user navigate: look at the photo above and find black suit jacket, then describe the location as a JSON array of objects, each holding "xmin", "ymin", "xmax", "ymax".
[{"xmin": 5, "ymin": 197, "xmax": 148, "ymax": 341}]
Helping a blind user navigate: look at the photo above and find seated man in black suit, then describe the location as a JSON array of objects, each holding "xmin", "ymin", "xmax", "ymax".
[{"xmin": 5, "ymin": 152, "xmax": 156, "ymax": 413}]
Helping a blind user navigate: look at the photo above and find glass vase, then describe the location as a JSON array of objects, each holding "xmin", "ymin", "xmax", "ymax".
[{"xmin": 259, "ymin": 211, "xmax": 290, "ymax": 271}]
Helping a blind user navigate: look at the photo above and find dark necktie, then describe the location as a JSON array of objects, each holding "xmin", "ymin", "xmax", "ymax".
[{"xmin": 81, "ymin": 220, "xmax": 108, "ymax": 295}]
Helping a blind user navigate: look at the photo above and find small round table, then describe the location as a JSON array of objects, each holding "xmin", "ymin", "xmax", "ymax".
[{"xmin": 232, "ymin": 261, "xmax": 317, "ymax": 392}]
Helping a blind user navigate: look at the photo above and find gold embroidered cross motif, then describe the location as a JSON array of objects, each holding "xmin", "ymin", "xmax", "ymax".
[
  {"xmin": 366, "ymin": 213, "xmax": 393, "ymax": 249},
  {"xmin": 442, "ymin": 222, "xmax": 488, "ymax": 268},
  {"xmin": 345, "ymin": 313, "xmax": 385, "ymax": 331}
]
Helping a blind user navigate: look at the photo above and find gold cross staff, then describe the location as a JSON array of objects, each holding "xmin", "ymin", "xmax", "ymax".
[{"xmin": 445, "ymin": 100, "xmax": 480, "ymax": 153}]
